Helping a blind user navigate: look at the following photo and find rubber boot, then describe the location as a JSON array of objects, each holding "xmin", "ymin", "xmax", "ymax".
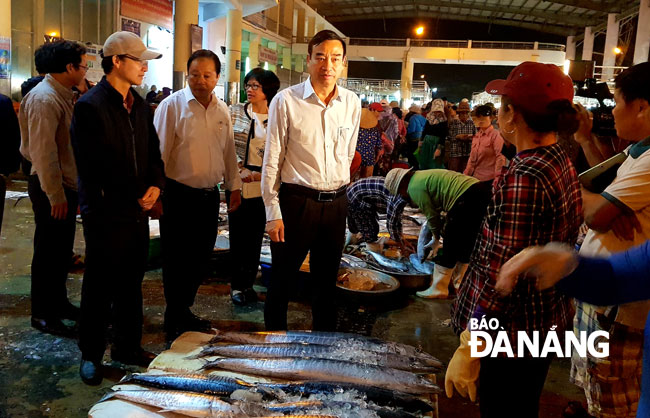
[
  {"xmin": 451, "ymin": 263, "xmax": 470, "ymax": 290},
  {"xmin": 416, "ymin": 264, "xmax": 454, "ymax": 299}
]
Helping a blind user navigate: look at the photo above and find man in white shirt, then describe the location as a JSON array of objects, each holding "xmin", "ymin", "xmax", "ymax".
[
  {"xmin": 261, "ymin": 30, "xmax": 361, "ymax": 331},
  {"xmin": 572, "ymin": 62, "xmax": 650, "ymax": 418},
  {"xmin": 154, "ymin": 50, "xmax": 242, "ymax": 339}
]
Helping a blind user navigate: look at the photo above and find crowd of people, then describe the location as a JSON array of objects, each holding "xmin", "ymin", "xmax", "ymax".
[{"xmin": 1, "ymin": 26, "xmax": 650, "ymax": 418}]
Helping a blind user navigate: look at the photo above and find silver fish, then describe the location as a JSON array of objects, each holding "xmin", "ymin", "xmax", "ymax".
[
  {"xmin": 99, "ymin": 389, "xmax": 247, "ymax": 417},
  {"xmin": 209, "ymin": 330, "xmax": 442, "ymax": 369},
  {"xmin": 202, "ymin": 358, "xmax": 440, "ymax": 395},
  {"xmin": 195, "ymin": 343, "xmax": 439, "ymax": 373},
  {"xmin": 119, "ymin": 373, "xmax": 255, "ymax": 396},
  {"xmin": 366, "ymin": 251, "xmax": 410, "ymax": 272}
]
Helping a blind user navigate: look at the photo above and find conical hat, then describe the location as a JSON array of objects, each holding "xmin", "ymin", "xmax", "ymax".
[{"xmin": 359, "ymin": 108, "xmax": 378, "ymax": 129}]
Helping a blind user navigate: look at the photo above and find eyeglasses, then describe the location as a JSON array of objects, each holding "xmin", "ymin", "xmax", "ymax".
[
  {"xmin": 77, "ymin": 64, "xmax": 89, "ymax": 71},
  {"xmin": 122, "ymin": 54, "xmax": 149, "ymax": 67},
  {"xmin": 245, "ymin": 83, "xmax": 262, "ymax": 91}
]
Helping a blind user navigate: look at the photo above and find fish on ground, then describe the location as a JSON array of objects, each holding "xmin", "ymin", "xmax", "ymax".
[
  {"xmin": 202, "ymin": 358, "xmax": 440, "ymax": 395},
  {"xmin": 366, "ymin": 251, "xmax": 410, "ymax": 273},
  {"xmin": 208, "ymin": 330, "xmax": 442, "ymax": 369},
  {"xmin": 119, "ymin": 373, "xmax": 255, "ymax": 396},
  {"xmin": 194, "ymin": 343, "xmax": 439, "ymax": 373}
]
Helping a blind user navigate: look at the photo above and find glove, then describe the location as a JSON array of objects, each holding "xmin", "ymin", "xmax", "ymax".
[
  {"xmin": 496, "ymin": 243, "xmax": 579, "ymax": 296},
  {"xmin": 445, "ymin": 330, "xmax": 483, "ymax": 402}
]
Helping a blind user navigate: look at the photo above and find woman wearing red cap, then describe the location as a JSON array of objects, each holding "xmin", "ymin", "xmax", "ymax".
[{"xmin": 446, "ymin": 62, "xmax": 584, "ymax": 417}]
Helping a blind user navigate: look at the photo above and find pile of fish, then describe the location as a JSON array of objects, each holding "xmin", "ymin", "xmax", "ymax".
[{"xmin": 98, "ymin": 330, "xmax": 442, "ymax": 417}]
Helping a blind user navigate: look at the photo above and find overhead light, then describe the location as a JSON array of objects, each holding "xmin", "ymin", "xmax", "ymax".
[
  {"xmin": 420, "ymin": 74, "xmax": 425, "ymax": 79},
  {"xmin": 415, "ymin": 26, "xmax": 424, "ymax": 36},
  {"xmin": 49, "ymin": 31, "xmax": 58, "ymax": 37},
  {"xmin": 614, "ymin": 47, "xmax": 622, "ymax": 54}
]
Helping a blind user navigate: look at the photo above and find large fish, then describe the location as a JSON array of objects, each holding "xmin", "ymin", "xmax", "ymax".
[
  {"xmin": 209, "ymin": 330, "xmax": 442, "ymax": 369},
  {"xmin": 202, "ymin": 358, "xmax": 440, "ymax": 395},
  {"xmin": 194, "ymin": 343, "xmax": 439, "ymax": 373},
  {"xmin": 99, "ymin": 389, "xmax": 250, "ymax": 417},
  {"xmin": 261, "ymin": 381, "xmax": 434, "ymax": 413},
  {"xmin": 366, "ymin": 251, "xmax": 410, "ymax": 272},
  {"xmin": 119, "ymin": 373, "xmax": 255, "ymax": 396}
]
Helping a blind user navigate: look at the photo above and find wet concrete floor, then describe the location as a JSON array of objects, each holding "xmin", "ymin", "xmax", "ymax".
[{"xmin": 0, "ymin": 178, "xmax": 585, "ymax": 417}]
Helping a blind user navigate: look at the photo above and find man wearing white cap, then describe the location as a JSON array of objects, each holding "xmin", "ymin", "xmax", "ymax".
[{"xmin": 70, "ymin": 31, "xmax": 165, "ymax": 385}]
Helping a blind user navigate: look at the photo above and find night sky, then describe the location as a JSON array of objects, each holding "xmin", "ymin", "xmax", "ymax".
[{"xmin": 335, "ymin": 16, "xmax": 638, "ymax": 102}]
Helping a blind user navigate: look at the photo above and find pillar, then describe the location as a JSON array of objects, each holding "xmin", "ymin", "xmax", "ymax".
[
  {"xmin": 32, "ymin": 0, "xmax": 44, "ymax": 75},
  {"xmin": 400, "ymin": 56, "xmax": 413, "ymax": 108},
  {"xmin": 282, "ymin": 46, "xmax": 291, "ymax": 70},
  {"xmin": 0, "ymin": 0, "xmax": 11, "ymax": 95},
  {"xmin": 602, "ymin": 13, "xmax": 619, "ymax": 81},
  {"xmin": 633, "ymin": 0, "xmax": 650, "ymax": 64},
  {"xmin": 225, "ymin": 8, "xmax": 242, "ymax": 105},
  {"xmin": 282, "ymin": 0, "xmax": 293, "ymax": 37},
  {"xmin": 296, "ymin": 8, "xmax": 306, "ymax": 43},
  {"xmin": 173, "ymin": 0, "xmax": 199, "ymax": 91},
  {"xmin": 307, "ymin": 16, "xmax": 316, "ymax": 38},
  {"xmin": 295, "ymin": 54, "xmax": 304, "ymax": 73},
  {"xmin": 582, "ymin": 26, "xmax": 594, "ymax": 61},
  {"xmin": 248, "ymin": 34, "xmax": 259, "ymax": 70},
  {"xmin": 566, "ymin": 35, "xmax": 576, "ymax": 60}
]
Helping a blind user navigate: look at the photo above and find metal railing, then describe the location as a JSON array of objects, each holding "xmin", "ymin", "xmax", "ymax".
[
  {"xmin": 349, "ymin": 38, "xmax": 408, "ymax": 47},
  {"xmin": 243, "ymin": 13, "xmax": 266, "ymax": 30},
  {"xmin": 410, "ymin": 39, "xmax": 469, "ymax": 48}
]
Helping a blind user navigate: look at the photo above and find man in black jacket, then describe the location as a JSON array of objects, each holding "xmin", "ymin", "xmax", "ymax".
[
  {"xmin": 70, "ymin": 31, "xmax": 164, "ymax": 385},
  {"xmin": 0, "ymin": 94, "xmax": 21, "ymax": 237}
]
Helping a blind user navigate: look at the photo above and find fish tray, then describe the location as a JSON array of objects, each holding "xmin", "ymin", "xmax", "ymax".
[{"xmin": 336, "ymin": 267, "xmax": 400, "ymax": 305}]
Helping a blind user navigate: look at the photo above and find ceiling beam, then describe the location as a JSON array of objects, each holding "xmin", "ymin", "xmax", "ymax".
[
  {"xmin": 326, "ymin": 10, "xmax": 575, "ymax": 36},
  {"xmin": 315, "ymin": 0, "xmax": 602, "ymax": 26},
  {"xmin": 310, "ymin": 0, "xmax": 622, "ymax": 14}
]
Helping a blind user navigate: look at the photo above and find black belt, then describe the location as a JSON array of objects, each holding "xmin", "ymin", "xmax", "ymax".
[
  {"xmin": 281, "ymin": 183, "xmax": 347, "ymax": 202},
  {"xmin": 166, "ymin": 178, "xmax": 219, "ymax": 196}
]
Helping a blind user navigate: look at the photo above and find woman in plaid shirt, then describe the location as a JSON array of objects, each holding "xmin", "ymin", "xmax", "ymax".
[{"xmin": 446, "ymin": 62, "xmax": 583, "ymax": 417}]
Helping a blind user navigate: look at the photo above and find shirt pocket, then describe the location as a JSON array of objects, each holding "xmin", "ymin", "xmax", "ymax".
[{"xmin": 335, "ymin": 126, "xmax": 351, "ymax": 159}]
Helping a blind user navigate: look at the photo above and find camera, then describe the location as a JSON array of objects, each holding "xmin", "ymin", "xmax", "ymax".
[{"xmin": 576, "ymin": 78, "xmax": 617, "ymax": 138}]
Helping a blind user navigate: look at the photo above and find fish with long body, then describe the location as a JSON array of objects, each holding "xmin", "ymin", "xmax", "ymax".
[
  {"xmin": 119, "ymin": 373, "xmax": 255, "ymax": 396},
  {"xmin": 208, "ymin": 330, "xmax": 441, "ymax": 368},
  {"xmin": 202, "ymin": 358, "xmax": 440, "ymax": 395},
  {"xmin": 98, "ymin": 389, "xmax": 248, "ymax": 417},
  {"xmin": 194, "ymin": 343, "xmax": 439, "ymax": 373},
  {"xmin": 366, "ymin": 251, "xmax": 410, "ymax": 272},
  {"xmin": 265, "ymin": 400, "xmax": 418, "ymax": 418}
]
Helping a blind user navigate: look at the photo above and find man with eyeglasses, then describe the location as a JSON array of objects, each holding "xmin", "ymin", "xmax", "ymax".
[
  {"xmin": 70, "ymin": 31, "xmax": 164, "ymax": 385},
  {"xmin": 153, "ymin": 49, "xmax": 241, "ymax": 340},
  {"xmin": 19, "ymin": 40, "xmax": 88, "ymax": 338},
  {"xmin": 262, "ymin": 30, "xmax": 361, "ymax": 331}
]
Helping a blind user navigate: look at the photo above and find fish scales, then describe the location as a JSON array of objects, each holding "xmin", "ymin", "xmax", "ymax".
[
  {"xmin": 197, "ymin": 343, "xmax": 439, "ymax": 373},
  {"xmin": 119, "ymin": 373, "xmax": 254, "ymax": 396},
  {"xmin": 202, "ymin": 357, "xmax": 440, "ymax": 395},
  {"xmin": 208, "ymin": 330, "xmax": 442, "ymax": 368},
  {"xmin": 99, "ymin": 389, "xmax": 241, "ymax": 417}
]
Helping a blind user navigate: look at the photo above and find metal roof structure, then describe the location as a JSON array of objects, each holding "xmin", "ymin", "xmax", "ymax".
[{"xmin": 304, "ymin": 0, "xmax": 641, "ymax": 37}]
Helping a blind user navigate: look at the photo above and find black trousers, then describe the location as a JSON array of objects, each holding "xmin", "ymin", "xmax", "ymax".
[
  {"xmin": 264, "ymin": 184, "xmax": 347, "ymax": 331},
  {"xmin": 437, "ymin": 181, "xmax": 492, "ymax": 269},
  {"xmin": 228, "ymin": 195, "xmax": 266, "ymax": 291},
  {"xmin": 27, "ymin": 175, "xmax": 78, "ymax": 319},
  {"xmin": 160, "ymin": 179, "xmax": 219, "ymax": 319},
  {"xmin": 0, "ymin": 175, "xmax": 5, "ymax": 238},
  {"xmin": 78, "ymin": 216, "xmax": 149, "ymax": 361},
  {"xmin": 479, "ymin": 356, "xmax": 552, "ymax": 418}
]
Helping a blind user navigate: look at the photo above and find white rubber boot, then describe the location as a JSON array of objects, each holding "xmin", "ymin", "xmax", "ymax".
[
  {"xmin": 451, "ymin": 263, "xmax": 470, "ymax": 290},
  {"xmin": 416, "ymin": 264, "xmax": 454, "ymax": 299}
]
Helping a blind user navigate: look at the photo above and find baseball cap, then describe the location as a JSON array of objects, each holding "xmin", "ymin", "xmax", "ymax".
[
  {"xmin": 101, "ymin": 31, "xmax": 162, "ymax": 60},
  {"xmin": 457, "ymin": 101, "xmax": 470, "ymax": 113},
  {"xmin": 389, "ymin": 100, "xmax": 399, "ymax": 108},
  {"xmin": 379, "ymin": 99, "xmax": 389, "ymax": 107},
  {"xmin": 485, "ymin": 61, "xmax": 573, "ymax": 115},
  {"xmin": 368, "ymin": 102, "xmax": 384, "ymax": 112}
]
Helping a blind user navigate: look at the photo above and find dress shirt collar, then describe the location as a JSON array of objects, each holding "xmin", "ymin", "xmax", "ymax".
[
  {"xmin": 44, "ymin": 74, "xmax": 74, "ymax": 102},
  {"xmin": 302, "ymin": 77, "xmax": 342, "ymax": 104},
  {"xmin": 182, "ymin": 86, "xmax": 216, "ymax": 107}
]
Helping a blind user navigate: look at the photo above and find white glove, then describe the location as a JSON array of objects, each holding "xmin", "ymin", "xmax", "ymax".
[{"xmin": 496, "ymin": 243, "xmax": 579, "ymax": 296}]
